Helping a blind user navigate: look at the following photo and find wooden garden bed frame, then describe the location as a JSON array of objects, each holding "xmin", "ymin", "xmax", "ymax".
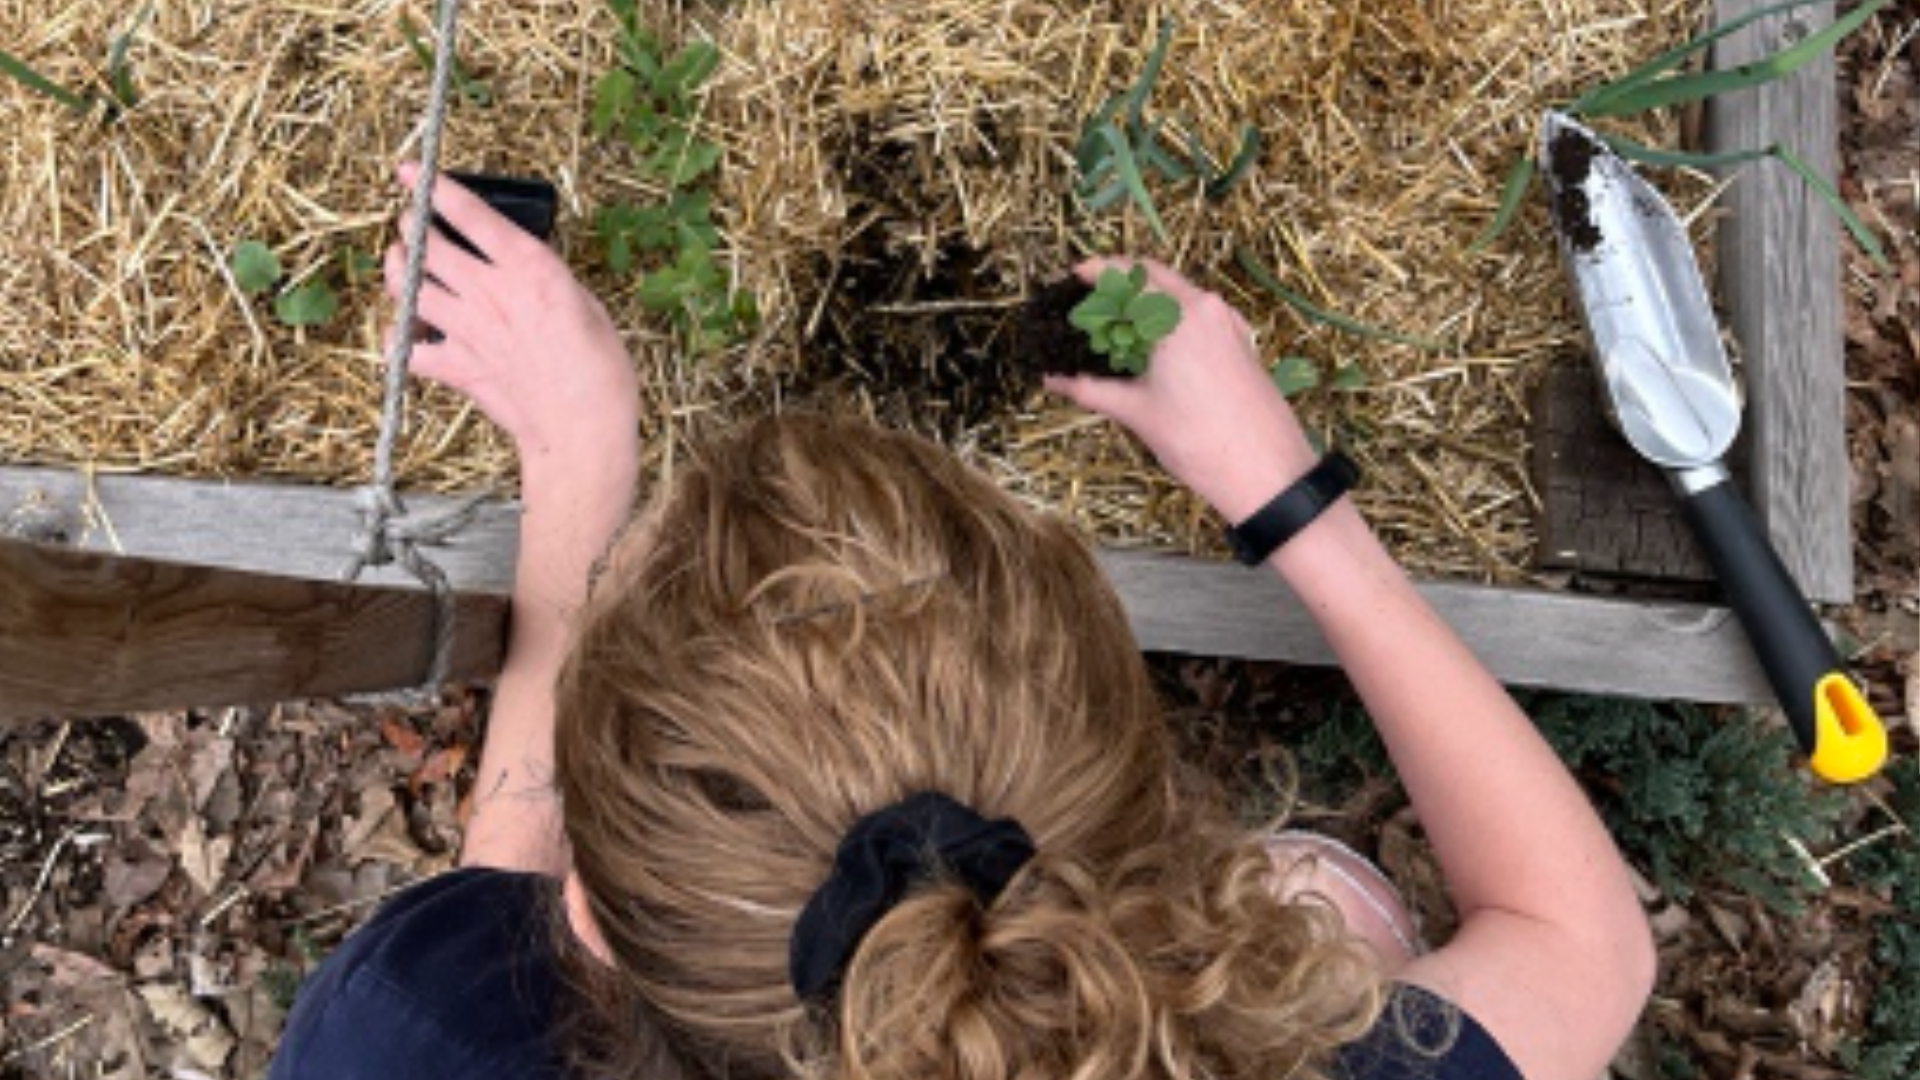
[{"xmin": 0, "ymin": 0, "xmax": 1853, "ymax": 721}]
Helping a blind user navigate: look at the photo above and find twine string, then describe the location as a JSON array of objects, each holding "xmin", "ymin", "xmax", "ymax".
[{"xmin": 342, "ymin": 0, "xmax": 468, "ymax": 693}]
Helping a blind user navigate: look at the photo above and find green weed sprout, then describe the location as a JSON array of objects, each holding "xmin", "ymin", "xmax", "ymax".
[
  {"xmin": 1473, "ymin": 0, "xmax": 1891, "ymax": 269},
  {"xmin": 0, "ymin": 5, "xmax": 151, "ymax": 121},
  {"xmin": 1074, "ymin": 20, "xmax": 1261, "ymax": 245},
  {"xmin": 229, "ymin": 239, "xmax": 343, "ymax": 329},
  {"xmin": 1068, "ymin": 266, "xmax": 1182, "ymax": 375},
  {"xmin": 588, "ymin": 0, "xmax": 753, "ymax": 356}
]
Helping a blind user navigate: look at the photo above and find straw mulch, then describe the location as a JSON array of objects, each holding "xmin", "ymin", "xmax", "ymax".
[{"xmin": 0, "ymin": 0, "xmax": 1713, "ymax": 581}]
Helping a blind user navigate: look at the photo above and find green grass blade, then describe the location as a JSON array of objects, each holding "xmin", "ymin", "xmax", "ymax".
[
  {"xmin": 1096, "ymin": 123, "xmax": 1170, "ymax": 244},
  {"xmin": 1120, "ymin": 19, "xmax": 1176, "ymax": 128},
  {"xmin": 1234, "ymin": 247, "xmax": 1446, "ymax": 350},
  {"xmin": 1138, "ymin": 125, "xmax": 1193, "ymax": 181},
  {"xmin": 0, "ymin": 45, "xmax": 90, "ymax": 112},
  {"xmin": 1600, "ymin": 134, "xmax": 1772, "ymax": 168},
  {"xmin": 1205, "ymin": 126, "xmax": 1262, "ymax": 200},
  {"xmin": 1579, "ymin": 0, "xmax": 1890, "ymax": 118},
  {"xmin": 1568, "ymin": 0, "xmax": 1834, "ymax": 114},
  {"xmin": 1600, "ymin": 136, "xmax": 1889, "ymax": 270},
  {"xmin": 1467, "ymin": 154, "xmax": 1536, "ymax": 253},
  {"xmin": 1772, "ymin": 143, "xmax": 1890, "ymax": 270}
]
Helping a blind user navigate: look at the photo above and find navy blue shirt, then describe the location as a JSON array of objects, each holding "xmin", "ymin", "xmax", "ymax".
[{"xmin": 271, "ymin": 868, "xmax": 1523, "ymax": 1080}]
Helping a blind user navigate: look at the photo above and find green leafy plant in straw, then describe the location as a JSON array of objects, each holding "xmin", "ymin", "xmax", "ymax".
[
  {"xmin": 589, "ymin": 0, "xmax": 755, "ymax": 355},
  {"xmin": 1069, "ymin": 266, "xmax": 1182, "ymax": 375},
  {"xmin": 1074, "ymin": 19, "xmax": 1261, "ymax": 245},
  {"xmin": 1473, "ymin": 0, "xmax": 1893, "ymax": 270},
  {"xmin": 0, "ymin": 5, "xmax": 152, "ymax": 122}
]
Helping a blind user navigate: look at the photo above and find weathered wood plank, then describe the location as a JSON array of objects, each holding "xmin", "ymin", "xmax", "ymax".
[
  {"xmin": 0, "ymin": 539, "xmax": 507, "ymax": 721},
  {"xmin": 1098, "ymin": 550, "xmax": 1769, "ymax": 703},
  {"xmin": 2, "ymin": 466, "xmax": 1774, "ymax": 707},
  {"xmin": 1707, "ymin": 0, "xmax": 1852, "ymax": 603},
  {"xmin": 1531, "ymin": 363, "xmax": 1713, "ymax": 581},
  {"xmin": 1, "ymin": 468, "xmax": 520, "ymax": 595}
]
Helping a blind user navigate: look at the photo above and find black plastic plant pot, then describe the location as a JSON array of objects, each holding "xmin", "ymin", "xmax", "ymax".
[
  {"xmin": 1014, "ymin": 276, "xmax": 1141, "ymax": 381},
  {"xmin": 434, "ymin": 171, "xmax": 558, "ymax": 259}
]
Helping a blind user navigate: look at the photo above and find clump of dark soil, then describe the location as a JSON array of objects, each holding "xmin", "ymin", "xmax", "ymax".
[
  {"xmin": 1010, "ymin": 276, "xmax": 1131, "ymax": 381},
  {"xmin": 1548, "ymin": 125, "xmax": 1605, "ymax": 253}
]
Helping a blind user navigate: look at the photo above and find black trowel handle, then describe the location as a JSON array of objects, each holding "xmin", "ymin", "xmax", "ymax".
[{"xmin": 1678, "ymin": 479, "xmax": 1886, "ymax": 783}]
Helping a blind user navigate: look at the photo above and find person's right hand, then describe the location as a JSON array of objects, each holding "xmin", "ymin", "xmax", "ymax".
[{"xmin": 1042, "ymin": 258, "xmax": 1320, "ymax": 524}]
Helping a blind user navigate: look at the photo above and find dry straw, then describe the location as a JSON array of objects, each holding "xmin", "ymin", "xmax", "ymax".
[{"xmin": 0, "ymin": 0, "xmax": 1711, "ymax": 581}]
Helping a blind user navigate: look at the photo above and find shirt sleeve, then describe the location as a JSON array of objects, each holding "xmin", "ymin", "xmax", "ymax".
[
  {"xmin": 268, "ymin": 867, "xmax": 569, "ymax": 1080},
  {"xmin": 1334, "ymin": 983, "xmax": 1526, "ymax": 1080}
]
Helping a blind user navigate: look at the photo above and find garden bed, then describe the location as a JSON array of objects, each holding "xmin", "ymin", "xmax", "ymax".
[{"xmin": 0, "ymin": 0, "xmax": 1715, "ymax": 583}]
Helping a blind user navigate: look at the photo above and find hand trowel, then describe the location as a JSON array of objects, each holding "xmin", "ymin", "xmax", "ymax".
[{"xmin": 1539, "ymin": 111, "xmax": 1887, "ymax": 784}]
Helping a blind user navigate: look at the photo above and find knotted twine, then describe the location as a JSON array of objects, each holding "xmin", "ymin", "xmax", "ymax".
[{"xmin": 341, "ymin": 0, "xmax": 479, "ymax": 693}]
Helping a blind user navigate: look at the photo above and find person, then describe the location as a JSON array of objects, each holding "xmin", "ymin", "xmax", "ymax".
[{"xmin": 268, "ymin": 166, "xmax": 1656, "ymax": 1080}]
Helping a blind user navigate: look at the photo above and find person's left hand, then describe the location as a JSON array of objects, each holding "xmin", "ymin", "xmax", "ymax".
[{"xmin": 382, "ymin": 162, "xmax": 638, "ymax": 473}]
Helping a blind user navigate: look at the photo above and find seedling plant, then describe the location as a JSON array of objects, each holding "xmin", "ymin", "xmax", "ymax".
[
  {"xmin": 1073, "ymin": 20, "xmax": 1261, "ymax": 246},
  {"xmin": 229, "ymin": 240, "xmax": 374, "ymax": 329},
  {"xmin": 589, "ymin": 0, "xmax": 755, "ymax": 355},
  {"xmin": 0, "ymin": 4, "xmax": 152, "ymax": 122},
  {"xmin": 1067, "ymin": 267, "xmax": 1181, "ymax": 376}
]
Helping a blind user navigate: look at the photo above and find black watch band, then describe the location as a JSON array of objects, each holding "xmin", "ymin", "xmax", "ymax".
[{"xmin": 1224, "ymin": 451, "xmax": 1361, "ymax": 566}]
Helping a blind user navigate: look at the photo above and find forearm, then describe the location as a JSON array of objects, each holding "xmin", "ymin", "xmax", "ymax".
[
  {"xmin": 461, "ymin": 448, "xmax": 638, "ymax": 875},
  {"xmin": 1269, "ymin": 506, "xmax": 1642, "ymax": 943}
]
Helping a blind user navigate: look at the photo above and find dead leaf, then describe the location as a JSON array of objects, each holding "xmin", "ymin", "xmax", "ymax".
[
  {"xmin": 381, "ymin": 715, "xmax": 427, "ymax": 758},
  {"xmin": 136, "ymin": 983, "xmax": 236, "ymax": 1074},
  {"xmin": 102, "ymin": 854, "xmax": 172, "ymax": 910},
  {"xmin": 409, "ymin": 744, "xmax": 466, "ymax": 796},
  {"xmin": 31, "ymin": 943, "xmax": 123, "ymax": 991},
  {"xmin": 186, "ymin": 733, "xmax": 233, "ymax": 813},
  {"xmin": 175, "ymin": 817, "xmax": 231, "ymax": 897}
]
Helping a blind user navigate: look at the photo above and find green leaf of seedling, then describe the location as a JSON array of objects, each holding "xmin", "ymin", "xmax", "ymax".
[
  {"xmin": 1109, "ymin": 323, "xmax": 1139, "ymax": 349},
  {"xmin": 607, "ymin": 231, "xmax": 635, "ymax": 276},
  {"xmin": 274, "ymin": 279, "xmax": 339, "ymax": 327},
  {"xmin": 400, "ymin": 14, "xmax": 491, "ymax": 107},
  {"xmin": 230, "ymin": 240, "xmax": 281, "ymax": 295},
  {"xmin": 1468, "ymin": 154, "xmax": 1536, "ymax": 253},
  {"xmin": 1108, "ymin": 350, "xmax": 1148, "ymax": 376},
  {"xmin": 1598, "ymin": 134, "xmax": 1771, "ymax": 169},
  {"xmin": 592, "ymin": 68, "xmax": 637, "ymax": 138},
  {"xmin": 1234, "ymin": 246, "xmax": 1447, "ymax": 351},
  {"xmin": 1330, "ymin": 362, "xmax": 1368, "ymax": 390},
  {"xmin": 1773, "ymin": 143, "xmax": 1890, "ymax": 271},
  {"xmin": 1124, "ymin": 264, "xmax": 1149, "ymax": 295},
  {"xmin": 0, "ymin": 44, "xmax": 91, "ymax": 113},
  {"xmin": 1068, "ymin": 306, "xmax": 1113, "ymax": 333},
  {"xmin": 1568, "ymin": 0, "xmax": 1840, "ymax": 115},
  {"xmin": 1120, "ymin": 19, "xmax": 1176, "ymax": 130},
  {"xmin": 103, "ymin": 4, "xmax": 151, "ymax": 116},
  {"xmin": 1575, "ymin": 0, "xmax": 1891, "ymax": 118},
  {"xmin": 1091, "ymin": 122, "xmax": 1170, "ymax": 245},
  {"xmin": 338, "ymin": 245, "xmax": 379, "ymax": 286},
  {"xmin": 636, "ymin": 267, "xmax": 688, "ymax": 311},
  {"xmin": 655, "ymin": 41, "xmax": 719, "ymax": 100},
  {"xmin": 1138, "ymin": 122, "xmax": 1193, "ymax": 181},
  {"xmin": 1599, "ymin": 136, "xmax": 1889, "ymax": 270},
  {"xmin": 1127, "ymin": 292, "xmax": 1181, "ymax": 341},
  {"xmin": 1270, "ymin": 356, "xmax": 1320, "ymax": 398}
]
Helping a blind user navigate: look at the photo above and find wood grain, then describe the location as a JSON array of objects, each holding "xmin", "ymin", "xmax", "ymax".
[
  {"xmin": 1706, "ymin": 0, "xmax": 1852, "ymax": 603},
  {"xmin": 1, "ymin": 466, "xmax": 1776, "ymax": 712},
  {"xmin": 1099, "ymin": 550, "xmax": 1771, "ymax": 704},
  {"xmin": 0, "ymin": 539, "xmax": 506, "ymax": 721}
]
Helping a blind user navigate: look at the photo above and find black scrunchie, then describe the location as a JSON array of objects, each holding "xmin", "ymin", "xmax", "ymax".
[{"xmin": 789, "ymin": 791, "xmax": 1036, "ymax": 1004}]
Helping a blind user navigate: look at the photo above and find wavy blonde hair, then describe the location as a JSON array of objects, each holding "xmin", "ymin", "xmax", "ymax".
[{"xmin": 553, "ymin": 414, "xmax": 1384, "ymax": 1080}]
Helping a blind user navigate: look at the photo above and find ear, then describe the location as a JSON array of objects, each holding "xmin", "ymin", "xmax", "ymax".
[{"xmin": 563, "ymin": 869, "xmax": 615, "ymax": 966}]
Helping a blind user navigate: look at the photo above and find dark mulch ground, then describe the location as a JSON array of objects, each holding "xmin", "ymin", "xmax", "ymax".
[{"xmin": 2, "ymin": 5, "xmax": 1915, "ymax": 1077}]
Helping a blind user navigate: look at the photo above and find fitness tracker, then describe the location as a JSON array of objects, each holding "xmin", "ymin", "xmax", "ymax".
[{"xmin": 1224, "ymin": 450, "xmax": 1361, "ymax": 566}]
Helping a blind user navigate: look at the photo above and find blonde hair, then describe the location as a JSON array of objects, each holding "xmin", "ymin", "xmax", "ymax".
[{"xmin": 553, "ymin": 414, "xmax": 1383, "ymax": 1080}]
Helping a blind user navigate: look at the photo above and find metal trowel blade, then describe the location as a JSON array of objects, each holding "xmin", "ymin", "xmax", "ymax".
[{"xmin": 1539, "ymin": 111, "xmax": 1741, "ymax": 471}]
